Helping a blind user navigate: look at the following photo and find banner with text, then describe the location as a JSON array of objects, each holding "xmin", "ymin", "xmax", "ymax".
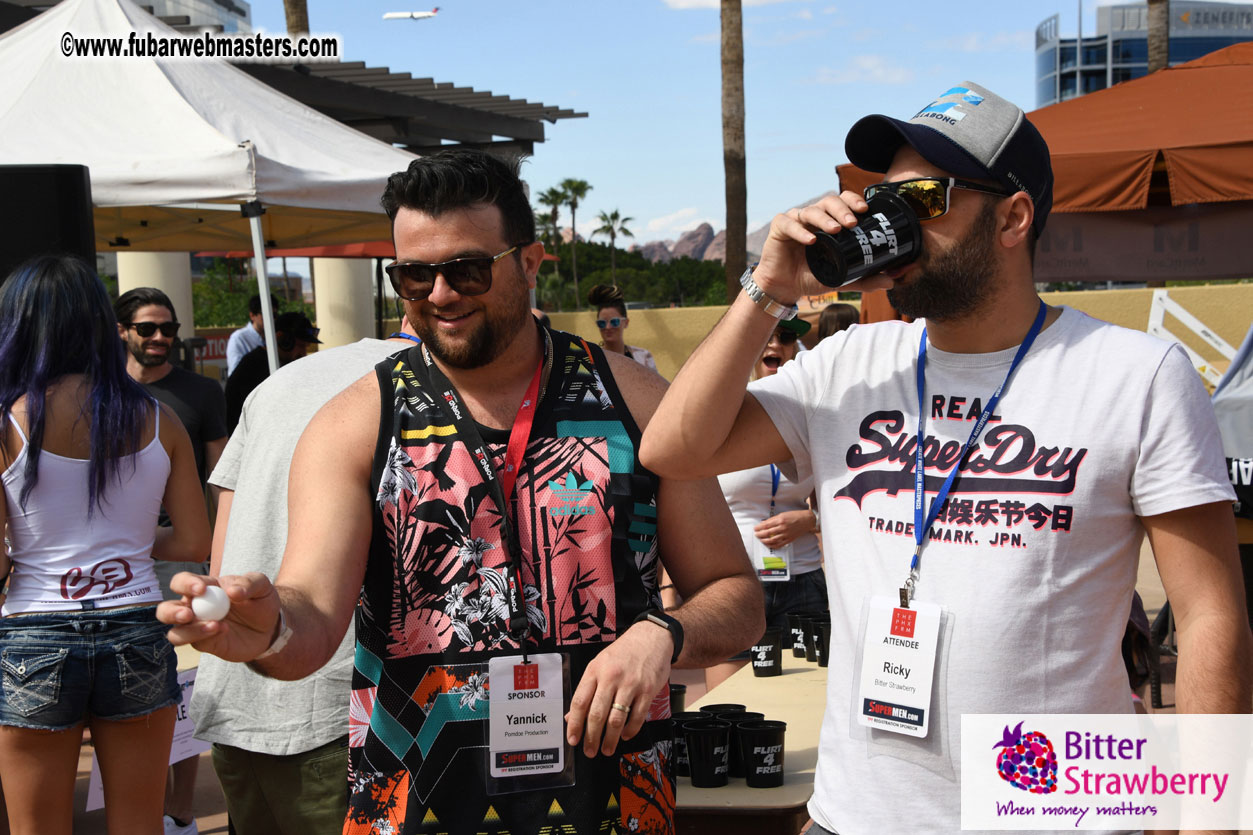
[{"xmin": 961, "ymin": 714, "xmax": 1253, "ymax": 830}]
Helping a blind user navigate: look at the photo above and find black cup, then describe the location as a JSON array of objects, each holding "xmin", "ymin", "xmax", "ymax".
[
  {"xmin": 751, "ymin": 627, "xmax": 784, "ymax": 677},
  {"xmin": 805, "ymin": 190, "xmax": 923, "ymax": 287},
  {"xmin": 669, "ymin": 682, "xmax": 687, "ymax": 714},
  {"xmin": 684, "ymin": 719, "xmax": 732, "ymax": 788},
  {"xmin": 715, "ymin": 711, "xmax": 764, "ymax": 778},
  {"xmin": 739, "ymin": 720, "xmax": 787, "ymax": 788},
  {"xmin": 670, "ymin": 711, "xmax": 708, "ymax": 777},
  {"xmin": 817, "ymin": 622, "xmax": 832, "ymax": 668},
  {"xmin": 785, "ymin": 612, "xmax": 808, "ymax": 658},
  {"xmin": 699, "ymin": 703, "xmax": 746, "ymax": 716},
  {"xmin": 801, "ymin": 617, "xmax": 820, "ymax": 662}
]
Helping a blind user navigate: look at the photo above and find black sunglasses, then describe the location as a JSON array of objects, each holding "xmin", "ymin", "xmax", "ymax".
[
  {"xmin": 385, "ymin": 245, "xmax": 524, "ymax": 301},
  {"xmin": 127, "ymin": 321, "xmax": 180, "ymax": 338},
  {"xmin": 596, "ymin": 317, "xmax": 624, "ymax": 329},
  {"xmin": 864, "ymin": 177, "xmax": 1009, "ymax": 222},
  {"xmin": 769, "ymin": 328, "xmax": 799, "ymax": 346}
]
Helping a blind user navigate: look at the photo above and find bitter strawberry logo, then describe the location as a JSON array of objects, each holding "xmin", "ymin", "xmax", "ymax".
[{"xmin": 994, "ymin": 721, "xmax": 1058, "ymax": 794}]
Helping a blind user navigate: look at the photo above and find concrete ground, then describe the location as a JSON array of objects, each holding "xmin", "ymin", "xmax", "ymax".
[{"xmin": 63, "ymin": 540, "xmax": 1215, "ymax": 833}]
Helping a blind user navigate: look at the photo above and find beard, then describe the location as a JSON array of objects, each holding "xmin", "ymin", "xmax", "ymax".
[
  {"xmin": 411, "ymin": 269, "xmax": 531, "ymax": 370},
  {"xmin": 125, "ymin": 336, "xmax": 169, "ymax": 368},
  {"xmin": 887, "ymin": 200, "xmax": 998, "ymax": 322}
]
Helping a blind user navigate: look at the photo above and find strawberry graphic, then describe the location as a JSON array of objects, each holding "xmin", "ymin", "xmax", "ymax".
[{"xmin": 993, "ymin": 722, "xmax": 1058, "ymax": 794}]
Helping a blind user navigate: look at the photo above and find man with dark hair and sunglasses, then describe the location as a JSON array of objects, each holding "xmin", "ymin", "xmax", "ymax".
[
  {"xmin": 115, "ymin": 286, "xmax": 227, "ymax": 835},
  {"xmin": 641, "ymin": 81, "xmax": 1250, "ymax": 834},
  {"xmin": 159, "ymin": 147, "xmax": 763, "ymax": 835}
]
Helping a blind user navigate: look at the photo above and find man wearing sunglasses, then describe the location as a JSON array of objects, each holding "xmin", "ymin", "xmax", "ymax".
[
  {"xmin": 642, "ymin": 81, "xmax": 1249, "ymax": 835},
  {"xmin": 160, "ymin": 149, "xmax": 761, "ymax": 835},
  {"xmin": 115, "ymin": 286, "xmax": 228, "ymax": 835}
]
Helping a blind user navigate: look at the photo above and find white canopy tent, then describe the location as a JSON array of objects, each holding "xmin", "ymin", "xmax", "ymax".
[{"xmin": 0, "ymin": 0, "xmax": 418, "ymax": 369}]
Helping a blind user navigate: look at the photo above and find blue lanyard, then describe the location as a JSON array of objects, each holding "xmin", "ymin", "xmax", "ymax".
[
  {"xmin": 769, "ymin": 464, "xmax": 781, "ymax": 516},
  {"xmin": 902, "ymin": 302, "xmax": 1048, "ymax": 607},
  {"xmin": 389, "ymin": 332, "xmax": 422, "ymax": 344}
]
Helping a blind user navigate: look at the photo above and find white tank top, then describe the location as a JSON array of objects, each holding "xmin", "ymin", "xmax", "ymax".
[{"xmin": 2, "ymin": 409, "xmax": 170, "ymax": 614}]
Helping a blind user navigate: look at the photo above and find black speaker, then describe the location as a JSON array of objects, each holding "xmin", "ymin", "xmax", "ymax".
[{"xmin": 0, "ymin": 165, "xmax": 96, "ymax": 285}]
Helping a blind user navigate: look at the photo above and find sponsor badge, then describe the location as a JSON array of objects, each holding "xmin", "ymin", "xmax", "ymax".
[
  {"xmin": 488, "ymin": 653, "xmax": 567, "ymax": 778},
  {"xmin": 856, "ymin": 596, "xmax": 941, "ymax": 738}
]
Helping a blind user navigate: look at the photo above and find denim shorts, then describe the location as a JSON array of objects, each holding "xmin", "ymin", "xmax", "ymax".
[{"xmin": 0, "ymin": 605, "xmax": 180, "ymax": 730}]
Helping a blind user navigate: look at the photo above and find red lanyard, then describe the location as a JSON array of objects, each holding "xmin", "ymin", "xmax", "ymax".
[{"xmin": 499, "ymin": 362, "xmax": 542, "ymax": 505}]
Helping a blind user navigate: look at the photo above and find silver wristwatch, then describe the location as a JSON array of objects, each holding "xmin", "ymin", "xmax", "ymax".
[{"xmin": 739, "ymin": 266, "xmax": 798, "ymax": 321}]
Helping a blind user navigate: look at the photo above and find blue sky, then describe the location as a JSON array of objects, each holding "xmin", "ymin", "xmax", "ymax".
[{"xmin": 246, "ymin": 0, "xmax": 1231, "ymax": 247}]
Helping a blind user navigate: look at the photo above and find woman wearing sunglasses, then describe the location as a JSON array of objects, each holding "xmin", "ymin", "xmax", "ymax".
[
  {"xmin": 702, "ymin": 317, "xmax": 826, "ymax": 687},
  {"xmin": 0, "ymin": 255, "xmax": 210, "ymax": 835},
  {"xmin": 587, "ymin": 284, "xmax": 657, "ymax": 372}
]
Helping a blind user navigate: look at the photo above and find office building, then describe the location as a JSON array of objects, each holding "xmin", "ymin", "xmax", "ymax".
[{"xmin": 1036, "ymin": 1, "xmax": 1253, "ymax": 106}]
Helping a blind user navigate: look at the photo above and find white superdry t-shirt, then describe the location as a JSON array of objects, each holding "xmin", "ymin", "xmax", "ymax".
[{"xmin": 749, "ymin": 308, "xmax": 1234, "ymax": 835}]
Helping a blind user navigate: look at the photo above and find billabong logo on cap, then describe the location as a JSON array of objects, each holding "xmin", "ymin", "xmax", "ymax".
[{"xmin": 914, "ymin": 86, "xmax": 985, "ymax": 124}]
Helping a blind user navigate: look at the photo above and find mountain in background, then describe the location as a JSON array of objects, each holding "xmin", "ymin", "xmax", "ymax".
[{"xmin": 636, "ymin": 191, "xmax": 837, "ymax": 264}]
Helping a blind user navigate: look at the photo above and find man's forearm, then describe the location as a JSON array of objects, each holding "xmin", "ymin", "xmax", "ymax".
[
  {"xmin": 669, "ymin": 573, "xmax": 764, "ymax": 668},
  {"xmin": 1174, "ymin": 611, "xmax": 1253, "ymax": 713},
  {"xmin": 248, "ymin": 583, "xmax": 352, "ymax": 682},
  {"xmin": 640, "ymin": 294, "xmax": 778, "ymax": 477}
]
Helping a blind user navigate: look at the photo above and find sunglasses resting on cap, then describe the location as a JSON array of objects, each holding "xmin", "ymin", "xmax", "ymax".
[
  {"xmin": 385, "ymin": 244, "xmax": 524, "ymax": 301},
  {"xmin": 864, "ymin": 177, "xmax": 1008, "ymax": 222},
  {"xmin": 127, "ymin": 321, "xmax": 180, "ymax": 338}
]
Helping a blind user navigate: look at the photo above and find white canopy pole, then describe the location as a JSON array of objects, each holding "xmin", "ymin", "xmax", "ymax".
[{"xmin": 245, "ymin": 204, "xmax": 279, "ymax": 373}]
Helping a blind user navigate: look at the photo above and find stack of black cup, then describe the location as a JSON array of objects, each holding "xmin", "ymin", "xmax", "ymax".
[{"xmin": 673, "ymin": 703, "xmax": 787, "ymax": 789}]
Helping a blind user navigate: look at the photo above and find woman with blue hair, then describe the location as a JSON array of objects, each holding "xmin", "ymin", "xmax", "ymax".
[{"xmin": 0, "ymin": 255, "xmax": 210, "ymax": 835}]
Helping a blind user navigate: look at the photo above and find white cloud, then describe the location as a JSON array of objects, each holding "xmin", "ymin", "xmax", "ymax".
[
  {"xmin": 821, "ymin": 4, "xmax": 839, "ymax": 12},
  {"xmin": 795, "ymin": 8, "xmax": 813, "ymax": 20},
  {"xmin": 811, "ymin": 55, "xmax": 914, "ymax": 85},
  {"xmin": 690, "ymin": 30, "xmax": 719, "ymax": 43},
  {"xmin": 662, "ymin": 0, "xmax": 800, "ymax": 8},
  {"xmin": 645, "ymin": 207, "xmax": 714, "ymax": 236}
]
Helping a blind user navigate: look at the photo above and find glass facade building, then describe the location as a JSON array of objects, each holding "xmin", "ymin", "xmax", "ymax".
[
  {"xmin": 1036, "ymin": 1, "xmax": 1253, "ymax": 107},
  {"xmin": 147, "ymin": 0, "xmax": 252, "ymax": 33}
]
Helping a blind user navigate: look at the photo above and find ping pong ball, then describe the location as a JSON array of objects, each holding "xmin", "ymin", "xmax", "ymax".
[{"xmin": 191, "ymin": 585, "xmax": 231, "ymax": 622}]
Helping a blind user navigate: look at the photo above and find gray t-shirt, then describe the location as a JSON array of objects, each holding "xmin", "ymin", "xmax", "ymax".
[{"xmin": 191, "ymin": 338, "xmax": 404, "ymax": 755}]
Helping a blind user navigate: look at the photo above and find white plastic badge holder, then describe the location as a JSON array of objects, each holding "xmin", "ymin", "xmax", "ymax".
[
  {"xmin": 856, "ymin": 596, "xmax": 941, "ymax": 738},
  {"xmin": 750, "ymin": 538, "xmax": 792, "ymax": 582},
  {"xmin": 486, "ymin": 653, "xmax": 575, "ymax": 794}
]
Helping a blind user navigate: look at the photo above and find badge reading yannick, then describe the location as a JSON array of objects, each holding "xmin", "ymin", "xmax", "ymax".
[{"xmin": 488, "ymin": 654, "xmax": 567, "ymax": 779}]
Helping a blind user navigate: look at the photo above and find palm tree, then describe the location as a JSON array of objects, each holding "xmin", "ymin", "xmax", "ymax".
[
  {"xmin": 537, "ymin": 186, "xmax": 566, "ymax": 277},
  {"xmin": 560, "ymin": 178, "xmax": 592, "ymax": 307},
  {"xmin": 592, "ymin": 210, "xmax": 635, "ymax": 284},
  {"xmin": 721, "ymin": 0, "xmax": 747, "ymax": 303},
  {"xmin": 283, "ymin": 0, "xmax": 309, "ymax": 34},
  {"xmin": 1147, "ymin": 0, "xmax": 1169, "ymax": 74}
]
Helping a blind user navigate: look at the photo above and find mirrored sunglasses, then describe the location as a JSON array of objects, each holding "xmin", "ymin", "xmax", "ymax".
[
  {"xmin": 596, "ymin": 317, "xmax": 625, "ymax": 329},
  {"xmin": 769, "ymin": 328, "xmax": 799, "ymax": 346},
  {"xmin": 127, "ymin": 321, "xmax": 180, "ymax": 338},
  {"xmin": 385, "ymin": 245, "xmax": 521, "ymax": 301},
  {"xmin": 864, "ymin": 177, "xmax": 1009, "ymax": 222}
]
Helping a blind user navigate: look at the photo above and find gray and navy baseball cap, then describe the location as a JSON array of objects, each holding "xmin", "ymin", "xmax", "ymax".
[{"xmin": 845, "ymin": 81, "xmax": 1053, "ymax": 236}]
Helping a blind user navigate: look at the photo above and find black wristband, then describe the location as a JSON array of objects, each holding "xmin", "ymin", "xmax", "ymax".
[{"xmin": 632, "ymin": 608, "xmax": 684, "ymax": 664}]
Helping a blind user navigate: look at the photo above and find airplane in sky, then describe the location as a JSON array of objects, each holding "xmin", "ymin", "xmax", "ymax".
[{"xmin": 382, "ymin": 7, "xmax": 439, "ymax": 20}]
